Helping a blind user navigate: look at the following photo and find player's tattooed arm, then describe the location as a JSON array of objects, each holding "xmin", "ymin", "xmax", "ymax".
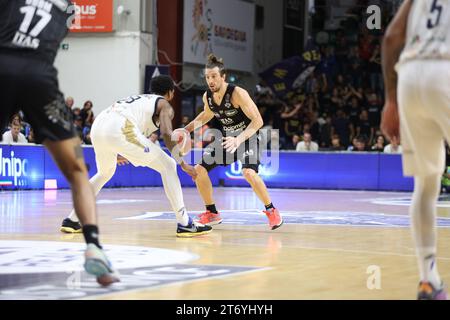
[{"xmin": 184, "ymin": 93, "xmax": 214, "ymax": 133}]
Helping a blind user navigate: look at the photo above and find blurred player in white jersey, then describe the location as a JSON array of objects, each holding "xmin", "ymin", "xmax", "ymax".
[
  {"xmin": 381, "ymin": 0, "xmax": 450, "ymax": 300},
  {"xmin": 61, "ymin": 75, "xmax": 212, "ymax": 237}
]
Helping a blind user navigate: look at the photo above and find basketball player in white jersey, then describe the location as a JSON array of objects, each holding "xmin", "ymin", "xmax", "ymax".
[
  {"xmin": 381, "ymin": 0, "xmax": 450, "ymax": 300},
  {"xmin": 60, "ymin": 75, "xmax": 212, "ymax": 237}
]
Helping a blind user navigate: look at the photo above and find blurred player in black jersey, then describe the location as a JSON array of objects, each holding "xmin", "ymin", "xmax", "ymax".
[
  {"xmin": 0, "ymin": 0, "xmax": 119, "ymax": 286},
  {"xmin": 184, "ymin": 54, "xmax": 283, "ymax": 230}
]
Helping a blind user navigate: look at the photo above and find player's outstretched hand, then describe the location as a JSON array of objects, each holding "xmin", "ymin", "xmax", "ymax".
[
  {"xmin": 222, "ymin": 136, "xmax": 240, "ymax": 153},
  {"xmin": 381, "ymin": 99, "xmax": 400, "ymax": 141},
  {"xmin": 117, "ymin": 154, "xmax": 130, "ymax": 166},
  {"xmin": 181, "ymin": 162, "xmax": 198, "ymax": 180}
]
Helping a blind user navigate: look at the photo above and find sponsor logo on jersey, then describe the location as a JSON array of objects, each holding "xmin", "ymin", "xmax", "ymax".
[
  {"xmin": 225, "ymin": 109, "xmax": 238, "ymax": 117},
  {"xmin": 223, "ymin": 121, "xmax": 246, "ymax": 132},
  {"xmin": 220, "ymin": 118, "xmax": 234, "ymax": 125}
]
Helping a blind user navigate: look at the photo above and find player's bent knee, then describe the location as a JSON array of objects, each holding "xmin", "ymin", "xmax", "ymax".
[
  {"xmin": 242, "ymin": 168, "xmax": 257, "ymax": 181},
  {"xmin": 158, "ymin": 157, "xmax": 177, "ymax": 173},
  {"xmin": 195, "ymin": 164, "xmax": 208, "ymax": 176},
  {"xmin": 62, "ymin": 162, "xmax": 87, "ymax": 183},
  {"xmin": 167, "ymin": 157, "xmax": 177, "ymax": 172}
]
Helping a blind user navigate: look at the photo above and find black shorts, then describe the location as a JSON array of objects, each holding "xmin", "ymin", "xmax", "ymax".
[
  {"xmin": 0, "ymin": 51, "xmax": 75, "ymax": 144},
  {"xmin": 199, "ymin": 134, "xmax": 261, "ymax": 173}
]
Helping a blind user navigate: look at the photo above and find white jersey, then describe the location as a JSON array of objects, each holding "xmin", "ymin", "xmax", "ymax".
[
  {"xmin": 107, "ymin": 94, "xmax": 162, "ymax": 137},
  {"xmin": 398, "ymin": 0, "xmax": 450, "ymax": 65}
]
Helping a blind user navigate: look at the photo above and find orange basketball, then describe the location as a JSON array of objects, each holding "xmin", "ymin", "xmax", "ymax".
[{"xmin": 171, "ymin": 128, "xmax": 192, "ymax": 155}]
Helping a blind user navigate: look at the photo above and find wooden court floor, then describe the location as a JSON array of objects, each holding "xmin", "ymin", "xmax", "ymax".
[{"xmin": 0, "ymin": 187, "xmax": 449, "ymax": 300}]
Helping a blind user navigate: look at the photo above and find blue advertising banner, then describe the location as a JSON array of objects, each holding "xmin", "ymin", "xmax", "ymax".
[
  {"xmin": 0, "ymin": 145, "xmax": 414, "ymax": 192},
  {"xmin": 0, "ymin": 145, "xmax": 44, "ymax": 189},
  {"xmin": 379, "ymin": 153, "xmax": 414, "ymax": 191}
]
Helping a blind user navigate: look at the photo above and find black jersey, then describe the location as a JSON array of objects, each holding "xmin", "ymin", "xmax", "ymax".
[
  {"xmin": 206, "ymin": 84, "xmax": 252, "ymax": 137},
  {"xmin": 0, "ymin": 0, "xmax": 71, "ymax": 64}
]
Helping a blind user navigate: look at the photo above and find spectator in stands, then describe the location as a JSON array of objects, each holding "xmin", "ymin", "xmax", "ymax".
[
  {"xmin": 27, "ymin": 128, "xmax": 36, "ymax": 144},
  {"xmin": 358, "ymin": 32, "xmax": 375, "ymax": 66},
  {"xmin": 353, "ymin": 135, "xmax": 369, "ymax": 152},
  {"xmin": 356, "ymin": 110, "xmax": 374, "ymax": 146},
  {"xmin": 371, "ymin": 135, "xmax": 385, "ymax": 152},
  {"xmin": 347, "ymin": 136, "xmax": 359, "ymax": 151},
  {"xmin": 80, "ymin": 100, "xmax": 94, "ymax": 127},
  {"xmin": 73, "ymin": 116, "xmax": 83, "ymax": 140},
  {"xmin": 330, "ymin": 134, "xmax": 345, "ymax": 151},
  {"xmin": 281, "ymin": 102, "xmax": 302, "ymax": 139},
  {"xmin": 330, "ymin": 87, "xmax": 345, "ymax": 112},
  {"xmin": 284, "ymin": 134, "xmax": 300, "ymax": 150},
  {"xmin": 332, "ymin": 109, "xmax": 352, "ymax": 148},
  {"xmin": 367, "ymin": 92, "xmax": 382, "ymax": 130},
  {"xmin": 348, "ymin": 96, "xmax": 361, "ymax": 130},
  {"xmin": 368, "ymin": 41, "xmax": 383, "ymax": 93},
  {"xmin": 10, "ymin": 113, "xmax": 21, "ymax": 125},
  {"xmin": 296, "ymin": 132, "xmax": 319, "ymax": 152},
  {"xmin": 384, "ymin": 136, "xmax": 403, "ymax": 154},
  {"xmin": 149, "ymin": 132, "xmax": 161, "ymax": 147},
  {"xmin": 65, "ymin": 96, "xmax": 74, "ymax": 110},
  {"xmin": 318, "ymin": 45, "xmax": 337, "ymax": 83},
  {"xmin": 72, "ymin": 107, "xmax": 81, "ymax": 118},
  {"xmin": 335, "ymin": 30, "xmax": 349, "ymax": 73},
  {"xmin": 2, "ymin": 122, "xmax": 27, "ymax": 144},
  {"xmin": 308, "ymin": 111, "xmax": 321, "ymax": 142},
  {"xmin": 347, "ymin": 46, "xmax": 363, "ymax": 87},
  {"xmin": 319, "ymin": 114, "xmax": 333, "ymax": 148}
]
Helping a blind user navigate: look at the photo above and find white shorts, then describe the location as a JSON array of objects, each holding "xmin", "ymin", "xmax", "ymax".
[
  {"xmin": 90, "ymin": 109, "xmax": 172, "ymax": 173},
  {"xmin": 397, "ymin": 60, "xmax": 450, "ymax": 177}
]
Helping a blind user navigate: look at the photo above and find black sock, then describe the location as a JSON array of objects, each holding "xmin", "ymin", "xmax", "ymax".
[
  {"xmin": 206, "ymin": 204, "xmax": 218, "ymax": 214},
  {"xmin": 83, "ymin": 225, "xmax": 102, "ymax": 249},
  {"xmin": 265, "ymin": 203, "xmax": 275, "ymax": 210}
]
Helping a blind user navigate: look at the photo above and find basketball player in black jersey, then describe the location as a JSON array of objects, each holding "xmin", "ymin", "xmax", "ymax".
[
  {"xmin": 184, "ymin": 54, "xmax": 283, "ymax": 230},
  {"xmin": 0, "ymin": 0, "xmax": 118, "ymax": 285}
]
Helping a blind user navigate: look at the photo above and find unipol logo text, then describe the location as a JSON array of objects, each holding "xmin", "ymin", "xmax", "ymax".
[{"xmin": 0, "ymin": 149, "xmax": 28, "ymax": 186}]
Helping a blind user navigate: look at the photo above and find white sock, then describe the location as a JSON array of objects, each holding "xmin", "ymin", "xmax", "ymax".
[
  {"xmin": 150, "ymin": 155, "xmax": 190, "ymax": 226},
  {"xmin": 67, "ymin": 167, "xmax": 116, "ymax": 224},
  {"xmin": 176, "ymin": 207, "xmax": 190, "ymax": 226},
  {"xmin": 411, "ymin": 174, "xmax": 442, "ymax": 289},
  {"xmin": 68, "ymin": 210, "xmax": 79, "ymax": 223},
  {"xmin": 417, "ymin": 248, "xmax": 442, "ymax": 289}
]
